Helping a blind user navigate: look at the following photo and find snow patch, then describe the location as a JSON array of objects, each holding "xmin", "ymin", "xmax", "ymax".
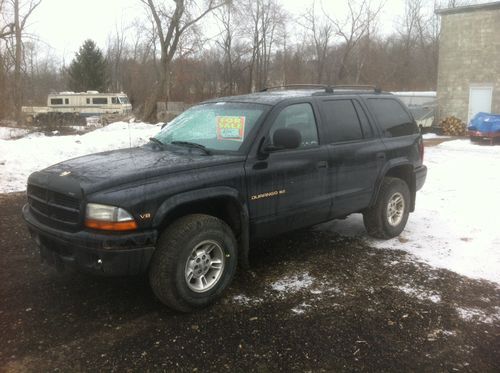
[
  {"xmin": 0, "ymin": 127, "xmax": 29, "ymax": 140},
  {"xmin": 291, "ymin": 302, "xmax": 312, "ymax": 314},
  {"xmin": 456, "ymin": 306, "xmax": 500, "ymax": 324},
  {"xmin": 320, "ymin": 140, "xmax": 500, "ymax": 284},
  {"xmin": 397, "ymin": 284, "xmax": 441, "ymax": 303},
  {"xmin": 0, "ymin": 121, "xmax": 160, "ymax": 193},
  {"xmin": 422, "ymin": 133, "xmax": 449, "ymax": 139},
  {"xmin": 232, "ymin": 294, "xmax": 263, "ymax": 306},
  {"xmin": 270, "ymin": 273, "xmax": 314, "ymax": 293}
]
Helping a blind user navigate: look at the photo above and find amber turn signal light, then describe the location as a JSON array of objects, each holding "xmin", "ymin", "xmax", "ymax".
[{"xmin": 85, "ymin": 219, "xmax": 138, "ymax": 231}]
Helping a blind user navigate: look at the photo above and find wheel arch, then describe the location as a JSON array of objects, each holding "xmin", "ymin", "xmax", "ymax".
[
  {"xmin": 371, "ymin": 162, "xmax": 416, "ymax": 212},
  {"xmin": 153, "ymin": 187, "xmax": 250, "ymax": 268}
]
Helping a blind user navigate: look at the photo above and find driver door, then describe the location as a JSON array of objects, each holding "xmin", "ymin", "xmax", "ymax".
[{"xmin": 245, "ymin": 102, "xmax": 332, "ymax": 239}]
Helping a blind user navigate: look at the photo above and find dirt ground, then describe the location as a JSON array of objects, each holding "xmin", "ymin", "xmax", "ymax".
[{"xmin": 1, "ymin": 193, "xmax": 499, "ymax": 372}]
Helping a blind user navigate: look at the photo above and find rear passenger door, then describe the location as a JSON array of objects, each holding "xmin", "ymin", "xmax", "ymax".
[{"xmin": 319, "ymin": 98, "xmax": 386, "ymax": 217}]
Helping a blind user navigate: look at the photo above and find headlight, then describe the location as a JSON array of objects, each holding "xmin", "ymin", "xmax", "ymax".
[{"xmin": 85, "ymin": 203, "xmax": 137, "ymax": 231}]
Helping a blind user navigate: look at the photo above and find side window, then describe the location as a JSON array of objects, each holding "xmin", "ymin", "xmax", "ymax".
[
  {"xmin": 367, "ymin": 98, "xmax": 418, "ymax": 137},
  {"xmin": 353, "ymin": 100, "xmax": 373, "ymax": 138},
  {"xmin": 86, "ymin": 98, "xmax": 90, "ymax": 104},
  {"xmin": 270, "ymin": 103, "xmax": 319, "ymax": 148},
  {"xmin": 112, "ymin": 97, "xmax": 119, "ymax": 104},
  {"xmin": 50, "ymin": 98, "xmax": 63, "ymax": 105},
  {"xmin": 92, "ymin": 97, "xmax": 108, "ymax": 105},
  {"xmin": 321, "ymin": 100, "xmax": 363, "ymax": 143},
  {"xmin": 65, "ymin": 98, "xmax": 69, "ymax": 104}
]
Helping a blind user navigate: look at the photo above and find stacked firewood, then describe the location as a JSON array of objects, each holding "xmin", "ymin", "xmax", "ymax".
[{"xmin": 440, "ymin": 116, "xmax": 467, "ymax": 136}]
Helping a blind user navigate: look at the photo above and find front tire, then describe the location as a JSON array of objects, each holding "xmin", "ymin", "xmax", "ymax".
[
  {"xmin": 149, "ymin": 214, "xmax": 237, "ymax": 312},
  {"xmin": 363, "ymin": 177, "xmax": 410, "ymax": 239}
]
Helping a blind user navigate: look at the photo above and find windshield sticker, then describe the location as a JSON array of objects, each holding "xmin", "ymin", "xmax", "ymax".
[{"xmin": 216, "ymin": 116, "xmax": 246, "ymax": 141}]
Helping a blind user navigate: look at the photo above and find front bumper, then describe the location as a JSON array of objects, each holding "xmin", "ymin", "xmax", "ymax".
[
  {"xmin": 415, "ymin": 165, "xmax": 427, "ymax": 191},
  {"xmin": 22, "ymin": 204, "xmax": 157, "ymax": 276}
]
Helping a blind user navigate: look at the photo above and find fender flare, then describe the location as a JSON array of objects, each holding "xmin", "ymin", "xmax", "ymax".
[
  {"xmin": 152, "ymin": 186, "xmax": 251, "ymax": 269},
  {"xmin": 370, "ymin": 159, "xmax": 416, "ymax": 210}
]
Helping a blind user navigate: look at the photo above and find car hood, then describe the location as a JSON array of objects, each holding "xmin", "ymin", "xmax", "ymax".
[{"xmin": 29, "ymin": 145, "xmax": 244, "ymax": 195}]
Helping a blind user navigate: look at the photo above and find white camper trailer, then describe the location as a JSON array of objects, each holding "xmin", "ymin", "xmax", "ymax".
[
  {"xmin": 22, "ymin": 91, "xmax": 132, "ymax": 125},
  {"xmin": 45, "ymin": 91, "xmax": 132, "ymax": 116}
]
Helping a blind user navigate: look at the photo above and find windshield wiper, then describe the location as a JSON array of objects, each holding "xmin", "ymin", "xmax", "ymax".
[
  {"xmin": 171, "ymin": 141, "xmax": 212, "ymax": 155},
  {"xmin": 149, "ymin": 137, "xmax": 166, "ymax": 148}
]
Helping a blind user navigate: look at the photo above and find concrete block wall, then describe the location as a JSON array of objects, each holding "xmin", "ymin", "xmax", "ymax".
[{"xmin": 437, "ymin": 6, "xmax": 500, "ymax": 122}]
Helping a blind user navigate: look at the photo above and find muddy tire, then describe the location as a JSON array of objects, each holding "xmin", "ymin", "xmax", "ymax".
[
  {"xmin": 363, "ymin": 177, "xmax": 410, "ymax": 239},
  {"xmin": 149, "ymin": 214, "xmax": 237, "ymax": 312}
]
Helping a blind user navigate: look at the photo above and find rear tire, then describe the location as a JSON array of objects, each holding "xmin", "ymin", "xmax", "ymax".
[
  {"xmin": 363, "ymin": 177, "xmax": 410, "ymax": 239},
  {"xmin": 149, "ymin": 214, "xmax": 237, "ymax": 312}
]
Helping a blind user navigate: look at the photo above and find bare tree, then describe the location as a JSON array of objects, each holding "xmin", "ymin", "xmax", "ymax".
[
  {"xmin": 299, "ymin": 0, "xmax": 333, "ymax": 83},
  {"xmin": 324, "ymin": 0, "xmax": 383, "ymax": 83},
  {"xmin": 0, "ymin": 0, "xmax": 14, "ymax": 118},
  {"xmin": 444, "ymin": 0, "xmax": 472, "ymax": 7},
  {"xmin": 106, "ymin": 23, "xmax": 127, "ymax": 92},
  {"xmin": 394, "ymin": 0, "xmax": 430, "ymax": 89},
  {"xmin": 11, "ymin": 0, "xmax": 41, "ymax": 123},
  {"xmin": 140, "ymin": 0, "xmax": 225, "ymax": 122},
  {"xmin": 0, "ymin": 1, "xmax": 14, "ymax": 39},
  {"xmin": 214, "ymin": 2, "xmax": 240, "ymax": 95},
  {"xmin": 244, "ymin": 0, "xmax": 285, "ymax": 91}
]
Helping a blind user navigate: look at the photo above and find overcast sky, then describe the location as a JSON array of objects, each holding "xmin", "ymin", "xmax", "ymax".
[{"xmin": 24, "ymin": 0, "xmax": 484, "ymax": 62}]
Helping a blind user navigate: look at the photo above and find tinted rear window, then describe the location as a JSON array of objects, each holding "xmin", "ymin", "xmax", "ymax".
[
  {"xmin": 367, "ymin": 98, "xmax": 417, "ymax": 137},
  {"xmin": 321, "ymin": 100, "xmax": 363, "ymax": 143}
]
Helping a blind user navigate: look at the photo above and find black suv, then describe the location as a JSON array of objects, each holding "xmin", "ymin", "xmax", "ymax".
[{"xmin": 23, "ymin": 85, "xmax": 427, "ymax": 312}]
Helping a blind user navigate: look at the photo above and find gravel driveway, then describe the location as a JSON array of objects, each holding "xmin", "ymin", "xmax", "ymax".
[{"xmin": 1, "ymin": 193, "xmax": 499, "ymax": 372}]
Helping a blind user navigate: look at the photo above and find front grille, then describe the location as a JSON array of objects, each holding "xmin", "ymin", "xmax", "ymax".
[{"xmin": 27, "ymin": 184, "xmax": 82, "ymax": 231}]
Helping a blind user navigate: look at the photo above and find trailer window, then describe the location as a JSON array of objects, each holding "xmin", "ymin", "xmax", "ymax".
[
  {"xmin": 65, "ymin": 99, "xmax": 69, "ymax": 104},
  {"xmin": 86, "ymin": 98, "xmax": 90, "ymax": 104},
  {"xmin": 50, "ymin": 98, "xmax": 63, "ymax": 105},
  {"xmin": 92, "ymin": 97, "xmax": 108, "ymax": 105}
]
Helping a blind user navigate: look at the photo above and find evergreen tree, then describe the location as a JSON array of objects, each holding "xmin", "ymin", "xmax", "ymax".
[{"xmin": 67, "ymin": 39, "xmax": 108, "ymax": 92}]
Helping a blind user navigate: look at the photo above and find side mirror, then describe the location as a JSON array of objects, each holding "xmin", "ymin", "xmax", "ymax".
[
  {"xmin": 161, "ymin": 122, "xmax": 169, "ymax": 129},
  {"xmin": 269, "ymin": 128, "xmax": 302, "ymax": 150}
]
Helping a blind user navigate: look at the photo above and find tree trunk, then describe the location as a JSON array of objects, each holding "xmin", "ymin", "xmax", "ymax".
[
  {"xmin": 143, "ymin": 60, "xmax": 170, "ymax": 123},
  {"xmin": 0, "ymin": 52, "xmax": 5, "ymax": 119},
  {"xmin": 14, "ymin": 0, "xmax": 22, "ymax": 124}
]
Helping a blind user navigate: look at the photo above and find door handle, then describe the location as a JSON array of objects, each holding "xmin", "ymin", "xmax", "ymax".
[
  {"xmin": 376, "ymin": 152, "xmax": 386, "ymax": 160},
  {"xmin": 316, "ymin": 161, "xmax": 328, "ymax": 169}
]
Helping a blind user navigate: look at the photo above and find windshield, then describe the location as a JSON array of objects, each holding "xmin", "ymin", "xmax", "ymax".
[
  {"xmin": 119, "ymin": 96, "xmax": 129, "ymax": 104},
  {"xmin": 154, "ymin": 102, "xmax": 267, "ymax": 152}
]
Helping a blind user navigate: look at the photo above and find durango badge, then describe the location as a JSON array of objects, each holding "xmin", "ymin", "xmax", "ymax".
[{"xmin": 59, "ymin": 171, "xmax": 71, "ymax": 177}]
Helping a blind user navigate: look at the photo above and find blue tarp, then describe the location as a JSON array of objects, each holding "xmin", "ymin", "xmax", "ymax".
[{"xmin": 468, "ymin": 112, "xmax": 500, "ymax": 133}]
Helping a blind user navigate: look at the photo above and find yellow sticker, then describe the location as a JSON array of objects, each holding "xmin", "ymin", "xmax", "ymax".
[{"xmin": 216, "ymin": 116, "xmax": 246, "ymax": 141}]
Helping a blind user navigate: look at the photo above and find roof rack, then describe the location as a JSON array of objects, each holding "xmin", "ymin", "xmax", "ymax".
[
  {"xmin": 260, "ymin": 84, "xmax": 382, "ymax": 94},
  {"xmin": 260, "ymin": 84, "xmax": 334, "ymax": 93},
  {"xmin": 329, "ymin": 85, "xmax": 382, "ymax": 93}
]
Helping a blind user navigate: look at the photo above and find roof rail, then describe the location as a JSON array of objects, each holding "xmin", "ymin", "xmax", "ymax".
[
  {"xmin": 329, "ymin": 85, "xmax": 382, "ymax": 93},
  {"xmin": 260, "ymin": 84, "xmax": 334, "ymax": 93},
  {"xmin": 260, "ymin": 84, "xmax": 382, "ymax": 94}
]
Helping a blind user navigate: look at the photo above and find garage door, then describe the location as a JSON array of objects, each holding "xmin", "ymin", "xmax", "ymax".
[{"xmin": 468, "ymin": 86, "xmax": 493, "ymax": 123}]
